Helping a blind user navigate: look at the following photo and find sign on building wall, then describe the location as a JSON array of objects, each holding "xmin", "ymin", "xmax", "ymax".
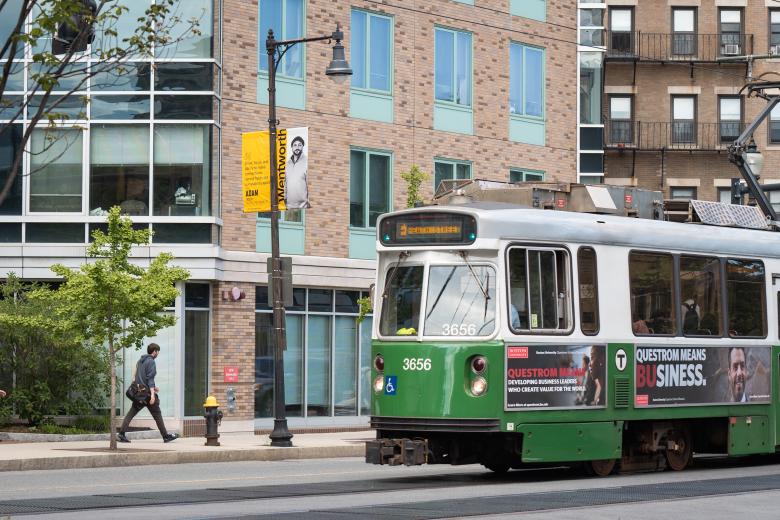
[{"xmin": 241, "ymin": 127, "xmax": 310, "ymax": 212}]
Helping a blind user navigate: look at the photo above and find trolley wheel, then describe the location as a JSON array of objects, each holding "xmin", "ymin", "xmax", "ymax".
[
  {"xmin": 665, "ymin": 428, "xmax": 692, "ymax": 471},
  {"xmin": 585, "ymin": 459, "xmax": 617, "ymax": 477},
  {"xmin": 482, "ymin": 462, "xmax": 510, "ymax": 474}
]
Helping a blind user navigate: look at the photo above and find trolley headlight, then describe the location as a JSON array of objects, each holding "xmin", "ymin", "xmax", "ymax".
[
  {"xmin": 373, "ymin": 375, "xmax": 385, "ymax": 393},
  {"xmin": 470, "ymin": 376, "xmax": 488, "ymax": 396},
  {"xmin": 471, "ymin": 356, "xmax": 487, "ymax": 374},
  {"xmin": 374, "ymin": 354, "xmax": 384, "ymax": 372}
]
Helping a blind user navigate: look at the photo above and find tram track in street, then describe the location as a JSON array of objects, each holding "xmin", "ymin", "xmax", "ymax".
[{"xmin": 3, "ymin": 455, "xmax": 780, "ymax": 517}]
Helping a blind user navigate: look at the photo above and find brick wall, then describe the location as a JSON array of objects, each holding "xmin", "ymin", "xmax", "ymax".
[
  {"xmin": 221, "ymin": 0, "xmax": 579, "ymax": 256},
  {"xmin": 603, "ymin": 0, "xmax": 780, "ymax": 197},
  {"xmin": 210, "ymin": 283, "xmax": 256, "ymax": 422}
]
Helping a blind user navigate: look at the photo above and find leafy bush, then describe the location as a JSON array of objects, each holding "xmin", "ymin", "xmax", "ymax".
[
  {"xmin": 0, "ymin": 274, "xmax": 109, "ymax": 426},
  {"xmin": 73, "ymin": 415, "xmax": 111, "ymax": 433}
]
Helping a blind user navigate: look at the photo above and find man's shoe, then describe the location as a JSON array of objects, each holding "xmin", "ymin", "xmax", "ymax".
[
  {"xmin": 117, "ymin": 432, "xmax": 130, "ymax": 443},
  {"xmin": 163, "ymin": 433, "xmax": 179, "ymax": 443}
]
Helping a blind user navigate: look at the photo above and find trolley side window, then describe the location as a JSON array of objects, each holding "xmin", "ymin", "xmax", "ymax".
[
  {"xmin": 424, "ymin": 265, "xmax": 496, "ymax": 337},
  {"xmin": 629, "ymin": 251, "xmax": 675, "ymax": 335},
  {"xmin": 379, "ymin": 265, "xmax": 424, "ymax": 336},
  {"xmin": 680, "ymin": 255, "xmax": 722, "ymax": 336},
  {"xmin": 726, "ymin": 258, "xmax": 766, "ymax": 338},
  {"xmin": 507, "ymin": 247, "xmax": 571, "ymax": 333},
  {"xmin": 578, "ymin": 247, "xmax": 599, "ymax": 335}
]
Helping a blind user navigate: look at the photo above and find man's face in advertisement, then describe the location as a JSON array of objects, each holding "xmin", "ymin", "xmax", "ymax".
[
  {"xmin": 728, "ymin": 348, "xmax": 746, "ymax": 401},
  {"xmin": 291, "ymin": 139, "xmax": 304, "ymax": 159}
]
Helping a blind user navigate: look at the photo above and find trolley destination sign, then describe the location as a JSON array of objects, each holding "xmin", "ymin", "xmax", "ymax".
[{"xmin": 379, "ymin": 212, "xmax": 477, "ymax": 245}]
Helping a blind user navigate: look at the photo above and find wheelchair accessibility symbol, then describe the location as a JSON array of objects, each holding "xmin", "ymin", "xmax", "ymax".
[{"xmin": 384, "ymin": 376, "xmax": 397, "ymax": 395}]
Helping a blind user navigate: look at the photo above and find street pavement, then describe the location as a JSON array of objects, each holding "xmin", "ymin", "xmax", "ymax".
[{"xmin": 0, "ymin": 430, "xmax": 371, "ymax": 472}]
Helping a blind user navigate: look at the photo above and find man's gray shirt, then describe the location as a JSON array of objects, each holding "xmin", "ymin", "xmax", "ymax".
[{"xmin": 135, "ymin": 354, "xmax": 157, "ymax": 389}]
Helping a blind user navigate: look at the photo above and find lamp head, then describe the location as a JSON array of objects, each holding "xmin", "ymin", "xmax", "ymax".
[
  {"xmin": 745, "ymin": 138, "xmax": 765, "ymax": 177},
  {"xmin": 325, "ymin": 23, "xmax": 352, "ymax": 84}
]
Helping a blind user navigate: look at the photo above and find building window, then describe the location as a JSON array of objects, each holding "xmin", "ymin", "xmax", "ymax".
[
  {"xmin": 718, "ymin": 187, "xmax": 732, "ymax": 204},
  {"xmin": 719, "ymin": 96, "xmax": 742, "ymax": 143},
  {"xmin": 672, "ymin": 8, "xmax": 696, "ymax": 56},
  {"xmin": 609, "ymin": 96, "xmax": 632, "ymax": 144},
  {"xmin": 672, "ymin": 96, "xmax": 696, "ymax": 144},
  {"xmin": 609, "ymin": 8, "xmax": 634, "ymax": 56},
  {"xmin": 29, "ymin": 129, "xmax": 83, "ymax": 213},
  {"xmin": 771, "ymin": 10, "xmax": 780, "ymax": 54},
  {"xmin": 434, "ymin": 159, "xmax": 471, "ymax": 191},
  {"xmin": 509, "ymin": 43, "xmax": 544, "ymax": 118},
  {"xmin": 350, "ymin": 9, "xmax": 392, "ymax": 93},
  {"xmin": 770, "ymin": 105, "xmax": 780, "ymax": 144},
  {"xmin": 580, "ymin": 52, "xmax": 603, "ymax": 125},
  {"xmin": 579, "ymin": 8, "xmax": 604, "ymax": 47},
  {"xmin": 510, "ymin": 169, "xmax": 544, "ymax": 183},
  {"xmin": 90, "ymin": 125, "xmax": 150, "ymax": 216},
  {"xmin": 184, "ymin": 283, "xmax": 210, "ymax": 417},
  {"xmin": 765, "ymin": 190, "xmax": 780, "ymax": 212},
  {"xmin": 155, "ymin": 0, "xmax": 213, "ymax": 59},
  {"xmin": 670, "ymin": 187, "xmax": 697, "ymax": 200},
  {"xmin": 255, "ymin": 287, "xmax": 373, "ymax": 418},
  {"xmin": 259, "ymin": 0, "xmax": 304, "ymax": 78},
  {"xmin": 0, "ymin": 125, "xmax": 22, "ymax": 215},
  {"xmin": 350, "ymin": 149, "xmax": 391, "ymax": 229},
  {"xmin": 153, "ymin": 125, "xmax": 211, "ymax": 216},
  {"xmin": 434, "ymin": 27, "xmax": 471, "ymax": 106},
  {"xmin": 719, "ymin": 9, "xmax": 743, "ymax": 56}
]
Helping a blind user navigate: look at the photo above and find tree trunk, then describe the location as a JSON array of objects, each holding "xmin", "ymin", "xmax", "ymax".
[{"xmin": 109, "ymin": 339, "xmax": 117, "ymax": 451}]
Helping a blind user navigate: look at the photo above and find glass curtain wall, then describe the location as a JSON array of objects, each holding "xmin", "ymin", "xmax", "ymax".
[
  {"xmin": 0, "ymin": 0, "xmax": 220, "ymax": 243},
  {"xmin": 255, "ymin": 287, "xmax": 373, "ymax": 420}
]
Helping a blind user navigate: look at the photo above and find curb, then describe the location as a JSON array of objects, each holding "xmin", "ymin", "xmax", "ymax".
[
  {"xmin": 0, "ymin": 430, "xmax": 161, "ymax": 443},
  {"xmin": 0, "ymin": 444, "xmax": 365, "ymax": 472}
]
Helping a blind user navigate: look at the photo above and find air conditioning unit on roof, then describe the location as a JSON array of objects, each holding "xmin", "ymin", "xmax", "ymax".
[
  {"xmin": 722, "ymin": 44, "xmax": 741, "ymax": 56},
  {"xmin": 771, "ymin": 45, "xmax": 780, "ymax": 56}
]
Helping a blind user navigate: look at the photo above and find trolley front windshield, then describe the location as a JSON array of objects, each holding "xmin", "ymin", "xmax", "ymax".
[{"xmin": 379, "ymin": 263, "xmax": 496, "ymax": 338}]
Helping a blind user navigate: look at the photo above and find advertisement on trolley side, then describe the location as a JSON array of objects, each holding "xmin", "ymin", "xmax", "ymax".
[
  {"xmin": 634, "ymin": 346, "xmax": 771, "ymax": 406},
  {"xmin": 505, "ymin": 345, "xmax": 607, "ymax": 410}
]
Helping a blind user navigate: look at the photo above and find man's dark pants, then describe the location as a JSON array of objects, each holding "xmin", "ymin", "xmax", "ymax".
[{"xmin": 120, "ymin": 397, "xmax": 168, "ymax": 437}]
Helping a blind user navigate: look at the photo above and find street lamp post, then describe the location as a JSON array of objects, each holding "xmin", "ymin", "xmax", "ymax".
[{"xmin": 265, "ymin": 25, "xmax": 351, "ymax": 447}]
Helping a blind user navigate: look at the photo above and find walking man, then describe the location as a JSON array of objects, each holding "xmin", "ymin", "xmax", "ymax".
[{"xmin": 118, "ymin": 343, "xmax": 178, "ymax": 443}]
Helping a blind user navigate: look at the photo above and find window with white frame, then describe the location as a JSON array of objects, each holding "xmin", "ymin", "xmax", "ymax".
[
  {"xmin": 434, "ymin": 27, "xmax": 471, "ymax": 106},
  {"xmin": 350, "ymin": 149, "xmax": 391, "ymax": 229},
  {"xmin": 30, "ymin": 128, "xmax": 83, "ymax": 213},
  {"xmin": 509, "ymin": 43, "xmax": 544, "ymax": 118},
  {"xmin": 719, "ymin": 97, "xmax": 741, "ymax": 143}
]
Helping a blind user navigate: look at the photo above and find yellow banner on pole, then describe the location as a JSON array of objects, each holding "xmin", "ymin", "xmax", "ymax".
[
  {"xmin": 242, "ymin": 130, "xmax": 288, "ymax": 212},
  {"xmin": 242, "ymin": 131, "xmax": 269, "ymax": 213}
]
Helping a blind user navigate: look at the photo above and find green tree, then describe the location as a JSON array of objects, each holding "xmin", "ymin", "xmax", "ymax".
[
  {"xmin": 400, "ymin": 165, "xmax": 430, "ymax": 208},
  {"xmin": 0, "ymin": 0, "xmax": 203, "ymax": 207},
  {"xmin": 50, "ymin": 207, "xmax": 189, "ymax": 449},
  {"xmin": 0, "ymin": 274, "xmax": 106, "ymax": 426}
]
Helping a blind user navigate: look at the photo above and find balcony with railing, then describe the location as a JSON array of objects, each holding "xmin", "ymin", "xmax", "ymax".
[
  {"xmin": 605, "ymin": 32, "xmax": 753, "ymax": 62},
  {"xmin": 604, "ymin": 121, "xmax": 746, "ymax": 151}
]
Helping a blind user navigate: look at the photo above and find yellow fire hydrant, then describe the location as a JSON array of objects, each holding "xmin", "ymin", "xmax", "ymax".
[{"xmin": 203, "ymin": 395, "xmax": 223, "ymax": 447}]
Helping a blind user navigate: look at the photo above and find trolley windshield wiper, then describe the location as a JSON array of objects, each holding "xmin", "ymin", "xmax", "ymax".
[
  {"xmin": 459, "ymin": 251, "xmax": 490, "ymax": 302},
  {"xmin": 381, "ymin": 251, "xmax": 410, "ymax": 299}
]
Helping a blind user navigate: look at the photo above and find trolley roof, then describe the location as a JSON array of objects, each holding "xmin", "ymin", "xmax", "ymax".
[{"xmin": 377, "ymin": 203, "xmax": 780, "ymax": 259}]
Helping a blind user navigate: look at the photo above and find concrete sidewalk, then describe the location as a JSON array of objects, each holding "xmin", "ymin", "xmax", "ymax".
[{"xmin": 0, "ymin": 430, "xmax": 372, "ymax": 472}]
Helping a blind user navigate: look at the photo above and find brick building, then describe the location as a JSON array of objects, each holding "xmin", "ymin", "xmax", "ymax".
[
  {"xmin": 595, "ymin": 0, "xmax": 780, "ymax": 210},
  {"xmin": 0, "ymin": 0, "xmax": 578, "ymax": 433}
]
